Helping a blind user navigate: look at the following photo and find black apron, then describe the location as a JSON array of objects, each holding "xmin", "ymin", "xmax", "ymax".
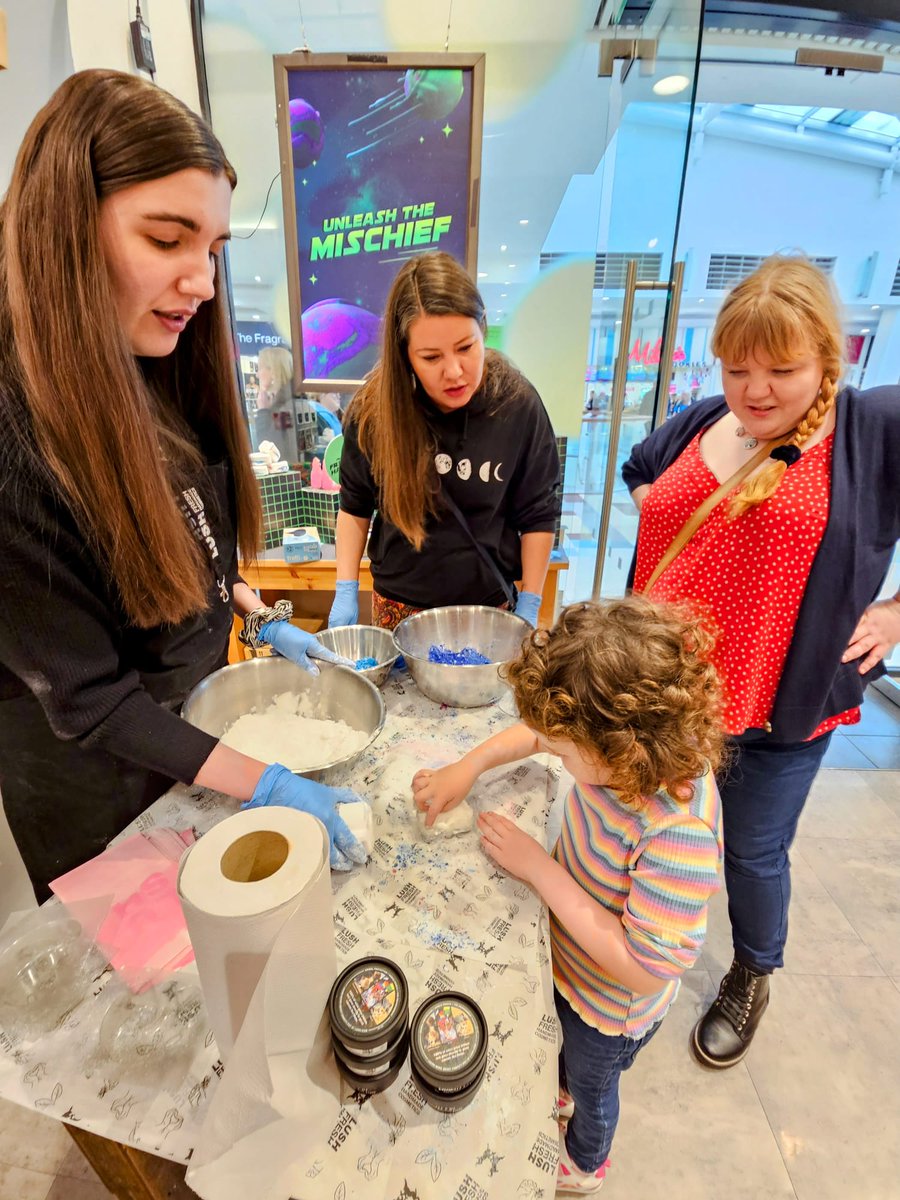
[{"xmin": 0, "ymin": 460, "xmax": 238, "ymax": 903}]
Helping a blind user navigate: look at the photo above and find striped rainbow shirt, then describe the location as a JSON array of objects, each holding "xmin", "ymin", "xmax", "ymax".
[{"xmin": 551, "ymin": 770, "xmax": 722, "ymax": 1038}]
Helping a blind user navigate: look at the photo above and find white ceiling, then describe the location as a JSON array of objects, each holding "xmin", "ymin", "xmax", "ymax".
[{"xmin": 203, "ymin": 2, "xmax": 900, "ymax": 332}]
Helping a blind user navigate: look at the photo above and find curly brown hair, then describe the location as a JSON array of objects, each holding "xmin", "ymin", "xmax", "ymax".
[{"xmin": 505, "ymin": 597, "xmax": 725, "ymax": 807}]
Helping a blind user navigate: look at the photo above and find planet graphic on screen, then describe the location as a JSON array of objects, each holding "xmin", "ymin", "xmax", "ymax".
[
  {"xmin": 403, "ymin": 69, "xmax": 464, "ymax": 121},
  {"xmin": 289, "ymin": 98, "xmax": 324, "ymax": 169},
  {"xmin": 301, "ymin": 299, "xmax": 380, "ymax": 379}
]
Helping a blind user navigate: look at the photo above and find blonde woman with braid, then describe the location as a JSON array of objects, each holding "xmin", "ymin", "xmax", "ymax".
[{"xmin": 622, "ymin": 255, "xmax": 900, "ymax": 1070}]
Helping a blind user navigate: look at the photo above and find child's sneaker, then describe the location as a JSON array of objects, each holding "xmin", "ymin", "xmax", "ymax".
[
  {"xmin": 556, "ymin": 1134, "xmax": 609, "ymax": 1194},
  {"xmin": 557, "ymin": 1088, "xmax": 575, "ymax": 1122}
]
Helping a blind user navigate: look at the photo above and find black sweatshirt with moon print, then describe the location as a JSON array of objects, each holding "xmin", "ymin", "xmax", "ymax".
[{"xmin": 340, "ymin": 372, "xmax": 561, "ymax": 609}]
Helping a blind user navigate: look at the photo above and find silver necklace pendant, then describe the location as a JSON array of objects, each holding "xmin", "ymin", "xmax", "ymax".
[{"xmin": 736, "ymin": 425, "xmax": 758, "ymax": 449}]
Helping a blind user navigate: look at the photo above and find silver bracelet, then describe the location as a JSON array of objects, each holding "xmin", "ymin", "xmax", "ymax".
[{"xmin": 239, "ymin": 599, "xmax": 293, "ymax": 647}]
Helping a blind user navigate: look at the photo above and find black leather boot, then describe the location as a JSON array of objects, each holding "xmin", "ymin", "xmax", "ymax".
[{"xmin": 690, "ymin": 958, "xmax": 770, "ymax": 1069}]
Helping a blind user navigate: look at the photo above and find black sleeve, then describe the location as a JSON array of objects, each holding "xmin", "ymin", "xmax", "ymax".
[
  {"xmin": 506, "ymin": 386, "xmax": 561, "ymax": 533},
  {"xmin": 337, "ymin": 418, "xmax": 378, "ymax": 520},
  {"xmin": 0, "ymin": 472, "xmax": 218, "ymax": 783}
]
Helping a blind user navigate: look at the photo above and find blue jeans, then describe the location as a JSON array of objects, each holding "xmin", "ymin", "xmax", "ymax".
[
  {"xmin": 556, "ymin": 988, "xmax": 661, "ymax": 1173},
  {"xmin": 719, "ymin": 732, "xmax": 832, "ymax": 974}
]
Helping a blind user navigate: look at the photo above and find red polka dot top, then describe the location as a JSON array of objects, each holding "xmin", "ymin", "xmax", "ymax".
[{"xmin": 633, "ymin": 432, "xmax": 859, "ymax": 739}]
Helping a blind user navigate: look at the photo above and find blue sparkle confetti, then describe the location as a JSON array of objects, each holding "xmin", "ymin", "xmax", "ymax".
[{"xmin": 428, "ymin": 644, "xmax": 492, "ymax": 666}]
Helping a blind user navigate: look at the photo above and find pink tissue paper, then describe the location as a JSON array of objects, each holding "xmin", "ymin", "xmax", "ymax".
[{"xmin": 50, "ymin": 827, "xmax": 197, "ymax": 992}]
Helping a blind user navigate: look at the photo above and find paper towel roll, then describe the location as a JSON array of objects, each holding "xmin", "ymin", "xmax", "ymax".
[
  {"xmin": 180, "ymin": 807, "xmax": 340, "ymax": 1200},
  {"xmin": 178, "ymin": 806, "xmax": 334, "ymax": 1060}
]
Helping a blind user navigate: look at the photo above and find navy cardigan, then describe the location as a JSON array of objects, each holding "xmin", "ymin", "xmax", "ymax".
[{"xmin": 621, "ymin": 387, "xmax": 900, "ymax": 743}]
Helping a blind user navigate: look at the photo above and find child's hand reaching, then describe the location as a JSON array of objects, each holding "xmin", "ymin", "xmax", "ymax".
[
  {"xmin": 478, "ymin": 811, "xmax": 549, "ymax": 886},
  {"xmin": 412, "ymin": 760, "xmax": 478, "ymax": 827}
]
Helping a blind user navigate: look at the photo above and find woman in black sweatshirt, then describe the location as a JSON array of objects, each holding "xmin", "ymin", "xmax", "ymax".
[{"xmin": 328, "ymin": 252, "xmax": 561, "ymax": 631}]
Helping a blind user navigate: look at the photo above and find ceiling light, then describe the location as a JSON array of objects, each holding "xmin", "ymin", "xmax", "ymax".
[
  {"xmin": 500, "ymin": 244, "xmax": 508, "ymax": 252},
  {"xmin": 861, "ymin": 327, "xmax": 871, "ymax": 333},
  {"xmin": 653, "ymin": 74, "xmax": 690, "ymax": 96},
  {"xmin": 252, "ymin": 313, "xmax": 261, "ymax": 320},
  {"xmin": 698, "ymin": 298, "xmax": 704, "ymax": 304},
  {"xmin": 254, "ymin": 275, "xmax": 262, "ymax": 282},
  {"xmin": 478, "ymin": 271, "xmax": 488, "ymax": 278},
  {"xmin": 501, "ymin": 293, "xmax": 507, "ymax": 297},
  {"xmin": 602, "ymin": 296, "xmax": 609, "ymax": 301},
  {"xmin": 508, "ymin": 264, "xmax": 516, "ymax": 269},
  {"xmin": 871, "ymin": 304, "xmax": 880, "ymax": 310},
  {"xmin": 519, "ymin": 219, "xmax": 529, "ymax": 225}
]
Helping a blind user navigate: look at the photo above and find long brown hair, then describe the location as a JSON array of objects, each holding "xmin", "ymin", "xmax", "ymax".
[
  {"xmin": 347, "ymin": 251, "xmax": 527, "ymax": 549},
  {"xmin": 506, "ymin": 597, "xmax": 725, "ymax": 807},
  {"xmin": 0, "ymin": 69, "xmax": 260, "ymax": 627},
  {"xmin": 711, "ymin": 255, "xmax": 844, "ymax": 518}
]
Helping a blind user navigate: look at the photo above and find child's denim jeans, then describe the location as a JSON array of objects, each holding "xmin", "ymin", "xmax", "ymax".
[{"xmin": 556, "ymin": 987, "xmax": 662, "ymax": 1172}]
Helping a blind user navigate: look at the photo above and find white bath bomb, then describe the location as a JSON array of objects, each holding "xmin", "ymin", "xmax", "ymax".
[
  {"xmin": 337, "ymin": 801, "xmax": 374, "ymax": 854},
  {"xmin": 416, "ymin": 800, "xmax": 475, "ymax": 841}
]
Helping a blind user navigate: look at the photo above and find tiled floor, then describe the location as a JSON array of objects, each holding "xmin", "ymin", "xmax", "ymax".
[{"xmin": 1, "ymin": 760, "xmax": 899, "ymax": 1198}]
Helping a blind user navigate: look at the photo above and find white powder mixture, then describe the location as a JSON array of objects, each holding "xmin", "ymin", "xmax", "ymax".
[{"xmin": 221, "ymin": 691, "xmax": 370, "ymax": 770}]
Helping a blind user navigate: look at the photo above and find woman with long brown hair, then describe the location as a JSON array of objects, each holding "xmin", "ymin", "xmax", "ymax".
[
  {"xmin": 623, "ymin": 256, "xmax": 900, "ymax": 1070},
  {"xmin": 328, "ymin": 251, "xmax": 560, "ymax": 631},
  {"xmin": 0, "ymin": 70, "xmax": 365, "ymax": 900}
]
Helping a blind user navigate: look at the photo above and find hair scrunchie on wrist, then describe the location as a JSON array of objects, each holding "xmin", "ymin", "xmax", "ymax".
[{"xmin": 239, "ymin": 598, "xmax": 294, "ymax": 647}]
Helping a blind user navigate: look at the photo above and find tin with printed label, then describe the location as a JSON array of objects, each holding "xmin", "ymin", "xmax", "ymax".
[
  {"xmin": 328, "ymin": 956, "xmax": 408, "ymax": 1058},
  {"xmin": 409, "ymin": 991, "xmax": 488, "ymax": 1111}
]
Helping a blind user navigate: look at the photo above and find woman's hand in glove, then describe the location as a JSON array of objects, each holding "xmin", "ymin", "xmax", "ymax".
[
  {"xmin": 257, "ymin": 621, "xmax": 353, "ymax": 675},
  {"xmin": 514, "ymin": 590, "xmax": 541, "ymax": 628},
  {"xmin": 328, "ymin": 580, "xmax": 360, "ymax": 628},
  {"xmin": 243, "ymin": 764, "xmax": 369, "ymax": 871}
]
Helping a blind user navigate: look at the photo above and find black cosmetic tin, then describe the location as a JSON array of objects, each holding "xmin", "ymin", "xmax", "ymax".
[
  {"xmin": 328, "ymin": 956, "xmax": 409, "ymax": 1058},
  {"xmin": 409, "ymin": 991, "xmax": 488, "ymax": 1111}
]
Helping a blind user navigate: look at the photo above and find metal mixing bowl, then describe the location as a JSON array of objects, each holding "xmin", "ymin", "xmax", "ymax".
[
  {"xmin": 181, "ymin": 656, "xmax": 385, "ymax": 782},
  {"xmin": 392, "ymin": 605, "xmax": 530, "ymax": 708},
  {"xmin": 314, "ymin": 624, "xmax": 399, "ymax": 688}
]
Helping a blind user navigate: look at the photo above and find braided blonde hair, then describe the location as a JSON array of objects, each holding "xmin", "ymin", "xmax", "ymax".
[{"xmin": 710, "ymin": 256, "xmax": 844, "ymax": 519}]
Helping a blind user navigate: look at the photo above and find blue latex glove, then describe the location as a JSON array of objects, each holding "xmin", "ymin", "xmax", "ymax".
[
  {"xmin": 514, "ymin": 590, "xmax": 541, "ymax": 628},
  {"xmin": 328, "ymin": 580, "xmax": 360, "ymax": 628},
  {"xmin": 244, "ymin": 764, "xmax": 369, "ymax": 871},
  {"xmin": 257, "ymin": 621, "xmax": 352, "ymax": 676}
]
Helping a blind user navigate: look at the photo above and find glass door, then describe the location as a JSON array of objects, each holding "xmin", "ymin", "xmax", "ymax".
[
  {"xmin": 670, "ymin": 19, "xmax": 900, "ymax": 686},
  {"xmin": 560, "ymin": 0, "xmax": 704, "ymax": 604},
  {"xmin": 570, "ymin": 3, "xmax": 900, "ymax": 617}
]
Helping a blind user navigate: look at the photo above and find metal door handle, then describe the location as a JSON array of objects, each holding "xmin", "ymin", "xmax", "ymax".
[{"xmin": 590, "ymin": 259, "xmax": 685, "ymax": 599}]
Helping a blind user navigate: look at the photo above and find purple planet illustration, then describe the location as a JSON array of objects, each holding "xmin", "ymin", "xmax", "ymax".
[
  {"xmin": 289, "ymin": 97, "xmax": 324, "ymax": 169},
  {"xmin": 301, "ymin": 299, "xmax": 381, "ymax": 379}
]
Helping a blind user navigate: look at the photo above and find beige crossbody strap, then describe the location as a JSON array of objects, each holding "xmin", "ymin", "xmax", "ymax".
[{"xmin": 641, "ymin": 438, "xmax": 782, "ymax": 595}]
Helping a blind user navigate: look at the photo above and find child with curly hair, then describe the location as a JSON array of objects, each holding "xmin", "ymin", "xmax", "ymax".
[{"xmin": 413, "ymin": 597, "xmax": 725, "ymax": 1194}]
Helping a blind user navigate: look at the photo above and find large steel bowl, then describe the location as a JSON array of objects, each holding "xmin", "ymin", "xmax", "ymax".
[
  {"xmin": 392, "ymin": 605, "xmax": 529, "ymax": 708},
  {"xmin": 314, "ymin": 624, "xmax": 399, "ymax": 688},
  {"xmin": 181, "ymin": 656, "xmax": 385, "ymax": 782}
]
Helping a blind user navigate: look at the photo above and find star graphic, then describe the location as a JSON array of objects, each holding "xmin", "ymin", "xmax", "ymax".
[
  {"xmin": 442, "ymin": 124, "xmax": 453, "ymax": 138},
  {"xmin": 309, "ymin": 273, "xmax": 318, "ymax": 284},
  {"xmin": 419, "ymin": 136, "xmax": 425, "ymax": 144},
  {"xmin": 302, "ymin": 178, "xmax": 308, "ymax": 186}
]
